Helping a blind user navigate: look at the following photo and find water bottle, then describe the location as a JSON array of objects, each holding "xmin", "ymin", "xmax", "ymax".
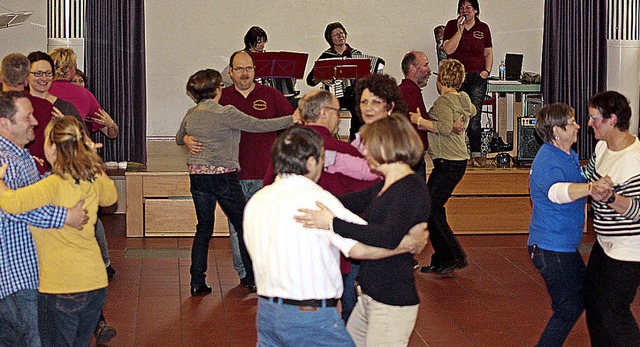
[{"xmin": 499, "ymin": 60, "xmax": 506, "ymax": 80}]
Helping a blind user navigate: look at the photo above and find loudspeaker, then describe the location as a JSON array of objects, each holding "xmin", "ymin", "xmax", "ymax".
[{"xmin": 517, "ymin": 117, "xmax": 542, "ymax": 162}]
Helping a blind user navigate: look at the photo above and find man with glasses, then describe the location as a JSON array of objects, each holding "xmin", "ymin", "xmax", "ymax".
[
  {"xmin": 262, "ymin": 89, "xmax": 380, "ymax": 322},
  {"xmin": 245, "ymin": 126, "xmax": 427, "ymax": 346},
  {"xmin": 183, "ymin": 50, "xmax": 294, "ymax": 292}
]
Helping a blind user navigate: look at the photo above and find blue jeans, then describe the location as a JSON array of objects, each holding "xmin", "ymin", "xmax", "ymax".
[
  {"xmin": 529, "ymin": 245, "xmax": 585, "ymax": 347},
  {"xmin": 0, "ymin": 289, "xmax": 41, "ymax": 347},
  {"xmin": 257, "ymin": 297, "xmax": 354, "ymax": 347},
  {"xmin": 585, "ymin": 241, "xmax": 640, "ymax": 346},
  {"xmin": 427, "ymin": 158, "xmax": 467, "ymax": 267},
  {"xmin": 341, "ymin": 262, "xmax": 360, "ymax": 323},
  {"xmin": 38, "ymin": 288, "xmax": 106, "ymax": 347},
  {"xmin": 460, "ymin": 72, "xmax": 487, "ymax": 156},
  {"xmin": 189, "ymin": 172, "xmax": 253, "ymax": 286},
  {"xmin": 228, "ymin": 179, "xmax": 263, "ymax": 279}
]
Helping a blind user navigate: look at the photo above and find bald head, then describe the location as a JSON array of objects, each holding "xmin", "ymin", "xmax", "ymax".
[{"xmin": 401, "ymin": 51, "xmax": 431, "ymax": 86}]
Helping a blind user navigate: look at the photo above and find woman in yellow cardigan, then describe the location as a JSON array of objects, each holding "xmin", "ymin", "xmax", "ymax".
[{"xmin": 0, "ymin": 115, "xmax": 117, "ymax": 346}]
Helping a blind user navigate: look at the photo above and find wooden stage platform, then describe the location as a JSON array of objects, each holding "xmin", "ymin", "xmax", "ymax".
[{"xmin": 124, "ymin": 141, "xmax": 532, "ymax": 237}]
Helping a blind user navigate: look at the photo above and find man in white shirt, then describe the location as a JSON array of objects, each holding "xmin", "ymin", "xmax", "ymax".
[{"xmin": 244, "ymin": 126, "xmax": 427, "ymax": 346}]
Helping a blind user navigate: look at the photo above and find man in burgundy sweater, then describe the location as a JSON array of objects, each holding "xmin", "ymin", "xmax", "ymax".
[{"xmin": 398, "ymin": 51, "xmax": 432, "ymax": 180}]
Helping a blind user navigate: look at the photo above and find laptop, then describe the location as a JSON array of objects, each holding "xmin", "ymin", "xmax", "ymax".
[{"xmin": 505, "ymin": 53, "xmax": 523, "ymax": 81}]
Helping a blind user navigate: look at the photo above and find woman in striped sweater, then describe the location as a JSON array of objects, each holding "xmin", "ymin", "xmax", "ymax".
[{"xmin": 582, "ymin": 91, "xmax": 640, "ymax": 346}]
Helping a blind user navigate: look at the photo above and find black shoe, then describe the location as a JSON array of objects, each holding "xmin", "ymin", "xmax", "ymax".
[
  {"xmin": 190, "ymin": 284, "xmax": 212, "ymax": 297},
  {"xmin": 240, "ymin": 277, "xmax": 257, "ymax": 293},
  {"xmin": 438, "ymin": 259, "xmax": 468, "ymax": 275},
  {"xmin": 106, "ymin": 265, "xmax": 116, "ymax": 282},
  {"xmin": 94, "ymin": 321, "xmax": 117, "ymax": 345},
  {"xmin": 420, "ymin": 265, "xmax": 442, "ymax": 273}
]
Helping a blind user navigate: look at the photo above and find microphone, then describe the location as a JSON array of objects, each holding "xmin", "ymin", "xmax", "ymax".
[{"xmin": 459, "ymin": 15, "xmax": 467, "ymax": 25}]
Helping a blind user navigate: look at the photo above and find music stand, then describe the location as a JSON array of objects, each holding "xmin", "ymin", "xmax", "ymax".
[
  {"xmin": 253, "ymin": 52, "xmax": 308, "ymax": 79},
  {"xmin": 312, "ymin": 57, "xmax": 372, "ymax": 81}
]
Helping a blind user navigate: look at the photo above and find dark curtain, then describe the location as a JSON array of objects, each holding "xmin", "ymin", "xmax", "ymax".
[
  {"xmin": 542, "ymin": 0, "xmax": 608, "ymax": 159},
  {"xmin": 85, "ymin": 1, "xmax": 146, "ymax": 163}
]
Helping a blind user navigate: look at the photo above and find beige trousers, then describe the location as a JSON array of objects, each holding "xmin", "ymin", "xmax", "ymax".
[{"xmin": 346, "ymin": 293, "xmax": 419, "ymax": 346}]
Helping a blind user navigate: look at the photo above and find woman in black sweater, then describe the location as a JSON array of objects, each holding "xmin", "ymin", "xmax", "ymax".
[{"xmin": 297, "ymin": 114, "xmax": 431, "ymax": 346}]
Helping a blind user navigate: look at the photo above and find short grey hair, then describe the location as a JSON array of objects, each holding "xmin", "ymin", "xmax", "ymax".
[{"xmin": 298, "ymin": 90, "xmax": 334, "ymax": 123}]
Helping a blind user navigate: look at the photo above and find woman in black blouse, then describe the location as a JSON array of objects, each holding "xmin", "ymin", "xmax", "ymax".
[{"xmin": 297, "ymin": 114, "xmax": 431, "ymax": 346}]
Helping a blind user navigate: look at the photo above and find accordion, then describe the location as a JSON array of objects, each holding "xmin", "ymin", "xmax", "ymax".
[
  {"xmin": 352, "ymin": 53, "xmax": 385, "ymax": 75},
  {"xmin": 330, "ymin": 54, "xmax": 385, "ymax": 98}
]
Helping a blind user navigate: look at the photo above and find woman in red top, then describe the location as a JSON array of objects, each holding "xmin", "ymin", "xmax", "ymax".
[{"xmin": 443, "ymin": 0, "xmax": 493, "ymax": 167}]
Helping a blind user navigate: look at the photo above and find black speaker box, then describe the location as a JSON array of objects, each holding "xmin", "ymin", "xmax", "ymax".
[{"xmin": 517, "ymin": 117, "xmax": 542, "ymax": 162}]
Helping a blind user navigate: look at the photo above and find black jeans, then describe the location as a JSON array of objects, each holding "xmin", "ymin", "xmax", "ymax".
[
  {"xmin": 460, "ymin": 73, "xmax": 487, "ymax": 156},
  {"xmin": 585, "ymin": 241, "xmax": 640, "ymax": 346},
  {"xmin": 427, "ymin": 158, "xmax": 467, "ymax": 267},
  {"xmin": 189, "ymin": 172, "xmax": 254, "ymax": 286}
]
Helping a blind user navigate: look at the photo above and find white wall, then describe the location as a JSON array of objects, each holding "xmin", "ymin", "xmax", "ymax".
[
  {"xmin": 0, "ymin": 0, "xmax": 48, "ymax": 59},
  {"xmin": 145, "ymin": 0, "xmax": 545, "ymax": 137}
]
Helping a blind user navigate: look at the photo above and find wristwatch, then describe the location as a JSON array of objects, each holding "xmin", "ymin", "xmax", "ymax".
[{"xmin": 606, "ymin": 193, "xmax": 616, "ymax": 204}]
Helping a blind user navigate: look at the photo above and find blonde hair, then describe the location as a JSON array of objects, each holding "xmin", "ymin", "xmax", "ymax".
[
  {"xmin": 360, "ymin": 113, "xmax": 423, "ymax": 166},
  {"xmin": 45, "ymin": 116, "xmax": 105, "ymax": 182},
  {"xmin": 437, "ymin": 58, "xmax": 466, "ymax": 90},
  {"xmin": 48, "ymin": 48, "xmax": 77, "ymax": 80}
]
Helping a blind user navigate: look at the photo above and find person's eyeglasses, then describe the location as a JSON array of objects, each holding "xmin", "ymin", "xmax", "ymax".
[
  {"xmin": 589, "ymin": 114, "xmax": 603, "ymax": 122},
  {"xmin": 332, "ymin": 31, "xmax": 346, "ymax": 38},
  {"xmin": 322, "ymin": 106, "xmax": 341, "ymax": 112},
  {"xmin": 30, "ymin": 71, "xmax": 53, "ymax": 77},
  {"xmin": 232, "ymin": 66, "xmax": 254, "ymax": 73}
]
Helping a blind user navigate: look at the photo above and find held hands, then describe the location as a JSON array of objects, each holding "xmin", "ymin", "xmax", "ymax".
[
  {"xmin": 590, "ymin": 175, "xmax": 615, "ymax": 202},
  {"xmin": 65, "ymin": 199, "xmax": 89, "ymax": 230},
  {"xmin": 295, "ymin": 201, "xmax": 335, "ymax": 230},
  {"xmin": 183, "ymin": 135, "xmax": 204, "ymax": 155}
]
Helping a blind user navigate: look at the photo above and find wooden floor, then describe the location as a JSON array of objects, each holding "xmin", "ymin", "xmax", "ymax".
[{"xmin": 97, "ymin": 214, "xmax": 640, "ymax": 346}]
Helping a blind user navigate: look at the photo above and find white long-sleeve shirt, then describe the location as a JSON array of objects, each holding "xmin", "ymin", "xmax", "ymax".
[{"xmin": 243, "ymin": 174, "xmax": 365, "ymax": 300}]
